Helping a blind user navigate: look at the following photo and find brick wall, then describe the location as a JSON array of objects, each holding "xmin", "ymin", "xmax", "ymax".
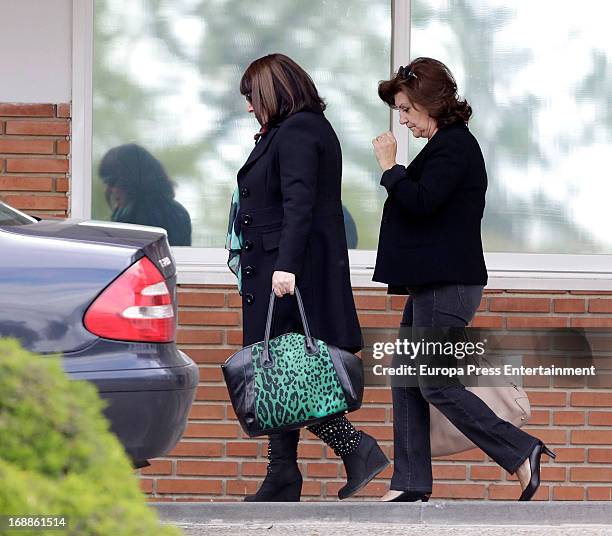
[
  {"xmin": 0, "ymin": 103, "xmax": 70, "ymax": 217},
  {"xmin": 141, "ymin": 286, "xmax": 612, "ymax": 502}
]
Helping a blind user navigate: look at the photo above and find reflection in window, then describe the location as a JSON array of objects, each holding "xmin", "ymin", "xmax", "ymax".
[
  {"xmin": 410, "ymin": 0, "xmax": 612, "ymax": 254},
  {"xmin": 92, "ymin": 0, "xmax": 391, "ymax": 248}
]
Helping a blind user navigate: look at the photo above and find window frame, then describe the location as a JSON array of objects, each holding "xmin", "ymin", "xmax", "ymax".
[{"xmin": 71, "ymin": 0, "xmax": 612, "ymax": 291}]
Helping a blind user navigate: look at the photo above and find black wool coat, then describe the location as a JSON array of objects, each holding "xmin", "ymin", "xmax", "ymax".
[
  {"xmin": 236, "ymin": 111, "xmax": 362, "ymax": 352},
  {"xmin": 373, "ymin": 122, "xmax": 488, "ymax": 292}
]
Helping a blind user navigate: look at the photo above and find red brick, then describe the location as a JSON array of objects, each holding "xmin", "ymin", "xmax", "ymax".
[
  {"xmin": 354, "ymin": 295, "xmax": 387, "ymax": 310},
  {"xmin": 571, "ymin": 392, "xmax": 612, "ymax": 407},
  {"xmin": 6, "ymin": 158, "xmax": 68, "ymax": 173},
  {"xmin": 552, "ymin": 486, "xmax": 584, "ymax": 500},
  {"xmin": 188, "ymin": 403, "xmax": 224, "ymax": 420},
  {"xmin": 489, "ymin": 298, "xmax": 550, "ymax": 313},
  {"xmin": 589, "ymin": 299, "xmax": 612, "ymax": 313},
  {"xmin": 571, "ymin": 318, "xmax": 612, "ymax": 328},
  {"xmin": 571, "ymin": 430, "xmax": 612, "ymax": 445},
  {"xmin": 227, "ymin": 442, "xmax": 259, "ymax": 457},
  {"xmin": 541, "ymin": 467, "xmax": 566, "ymax": 481},
  {"xmin": 349, "ymin": 407, "xmax": 386, "ymax": 422},
  {"xmin": 242, "ymin": 462, "xmax": 268, "ymax": 476},
  {"xmin": 301, "ymin": 481, "xmax": 323, "ymax": 496},
  {"xmin": 227, "ymin": 330, "xmax": 243, "ymax": 345},
  {"xmin": 55, "ymin": 177, "xmax": 69, "ymax": 192},
  {"xmin": 199, "ymin": 367, "xmax": 223, "ymax": 382},
  {"xmin": 156, "ymin": 479, "xmax": 222, "ymax": 494},
  {"xmin": 554, "ymin": 448, "xmax": 585, "ymax": 463},
  {"xmin": 0, "ymin": 103, "xmax": 54, "ymax": 117},
  {"xmin": 139, "ymin": 478, "xmax": 154, "ymax": 493},
  {"xmin": 361, "ymin": 425, "xmax": 393, "ymax": 440},
  {"xmin": 528, "ymin": 410, "xmax": 550, "ymax": 425},
  {"xmin": 553, "ymin": 411, "xmax": 585, "ymax": 426},
  {"xmin": 587, "ymin": 448, "xmax": 612, "ymax": 463},
  {"xmin": 357, "ymin": 313, "xmax": 400, "ymax": 328},
  {"xmin": 307, "ymin": 462, "xmax": 339, "ymax": 478},
  {"xmin": 470, "ymin": 465, "xmax": 502, "ymax": 480},
  {"xmin": 56, "ymin": 140, "xmax": 70, "ymax": 155},
  {"xmin": 507, "ymin": 317, "xmax": 567, "ymax": 329},
  {"xmin": 588, "ymin": 411, "xmax": 612, "ymax": 426},
  {"xmin": 362, "ymin": 388, "xmax": 392, "ymax": 404},
  {"xmin": 471, "ymin": 315, "xmax": 504, "ymax": 328},
  {"xmin": 570, "ymin": 467, "xmax": 612, "ymax": 482},
  {"xmin": 226, "ymin": 479, "xmax": 258, "ymax": 495},
  {"xmin": 528, "ymin": 391, "xmax": 567, "ymax": 406},
  {"xmin": 56, "ymin": 103, "xmax": 71, "ymax": 118},
  {"xmin": 168, "ymin": 441, "xmax": 224, "ymax": 458},
  {"xmin": 0, "ymin": 177, "xmax": 53, "ymax": 191},
  {"xmin": 527, "ymin": 428, "xmax": 567, "ymax": 444},
  {"xmin": 587, "ymin": 487, "xmax": 611, "ymax": 500},
  {"xmin": 184, "ymin": 423, "xmax": 238, "ymax": 438},
  {"xmin": 179, "ymin": 310, "xmax": 240, "ymax": 326},
  {"xmin": 228, "ymin": 293, "xmax": 242, "ymax": 307},
  {"xmin": 0, "ymin": 139, "xmax": 54, "ymax": 154},
  {"xmin": 177, "ymin": 460, "xmax": 238, "ymax": 476},
  {"xmin": 5, "ymin": 120, "xmax": 69, "ymax": 136},
  {"xmin": 178, "ymin": 292, "xmax": 226, "ymax": 307},
  {"xmin": 554, "ymin": 299, "xmax": 586, "ymax": 313},
  {"xmin": 195, "ymin": 386, "xmax": 230, "ymax": 401},
  {"xmin": 140, "ymin": 460, "xmax": 172, "ymax": 475},
  {"xmin": 176, "ymin": 329, "xmax": 223, "ymax": 344},
  {"xmin": 3, "ymin": 194, "xmax": 67, "ymax": 210},
  {"xmin": 297, "ymin": 443, "xmax": 325, "ymax": 458},
  {"xmin": 432, "ymin": 483, "xmax": 485, "ymax": 499},
  {"xmin": 432, "ymin": 464, "xmax": 467, "ymax": 480},
  {"xmin": 390, "ymin": 295, "xmax": 408, "ymax": 311},
  {"xmin": 489, "ymin": 484, "xmax": 549, "ymax": 501}
]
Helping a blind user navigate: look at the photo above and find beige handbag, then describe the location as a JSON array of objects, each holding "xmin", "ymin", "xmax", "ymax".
[{"xmin": 429, "ymin": 383, "xmax": 531, "ymax": 457}]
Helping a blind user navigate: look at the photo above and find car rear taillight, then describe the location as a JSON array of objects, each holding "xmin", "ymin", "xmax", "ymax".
[{"xmin": 84, "ymin": 256, "xmax": 175, "ymax": 342}]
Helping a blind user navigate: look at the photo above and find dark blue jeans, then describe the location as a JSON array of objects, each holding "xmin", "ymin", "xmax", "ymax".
[{"xmin": 390, "ymin": 283, "xmax": 539, "ymax": 493}]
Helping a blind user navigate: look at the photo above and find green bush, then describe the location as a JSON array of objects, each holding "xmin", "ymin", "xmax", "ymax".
[{"xmin": 0, "ymin": 338, "xmax": 181, "ymax": 536}]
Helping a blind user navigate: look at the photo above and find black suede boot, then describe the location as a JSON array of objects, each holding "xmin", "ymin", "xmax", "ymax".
[
  {"xmin": 244, "ymin": 430, "xmax": 302, "ymax": 502},
  {"xmin": 308, "ymin": 416, "xmax": 389, "ymax": 500}
]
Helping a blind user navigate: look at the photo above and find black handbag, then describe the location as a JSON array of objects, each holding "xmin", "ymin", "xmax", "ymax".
[{"xmin": 221, "ymin": 287, "xmax": 363, "ymax": 437}]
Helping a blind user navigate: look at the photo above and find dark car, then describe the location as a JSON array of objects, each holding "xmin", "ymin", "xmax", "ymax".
[{"xmin": 0, "ymin": 201, "xmax": 198, "ymax": 468}]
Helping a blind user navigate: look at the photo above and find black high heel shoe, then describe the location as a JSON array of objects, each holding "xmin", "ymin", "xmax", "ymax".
[
  {"xmin": 382, "ymin": 490, "xmax": 431, "ymax": 502},
  {"xmin": 518, "ymin": 441, "xmax": 556, "ymax": 501}
]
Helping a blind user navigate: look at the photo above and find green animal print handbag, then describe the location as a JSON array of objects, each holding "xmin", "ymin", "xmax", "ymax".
[{"xmin": 222, "ymin": 288, "xmax": 364, "ymax": 437}]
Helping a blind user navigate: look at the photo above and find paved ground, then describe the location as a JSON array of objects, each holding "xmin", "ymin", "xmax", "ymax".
[{"xmin": 173, "ymin": 522, "xmax": 612, "ymax": 536}]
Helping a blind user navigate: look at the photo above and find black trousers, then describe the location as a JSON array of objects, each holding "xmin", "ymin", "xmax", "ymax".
[{"xmin": 390, "ymin": 284, "xmax": 539, "ymax": 492}]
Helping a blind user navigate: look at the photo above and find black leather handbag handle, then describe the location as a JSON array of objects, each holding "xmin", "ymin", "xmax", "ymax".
[{"xmin": 261, "ymin": 287, "xmax": 319, "ymax": 368}]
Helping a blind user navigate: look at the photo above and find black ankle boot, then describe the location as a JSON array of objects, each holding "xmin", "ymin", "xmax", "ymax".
[
  {"xmin": 244, "ymin": 430, "xmax": 302, "ymax": 502},
  {"xmin": 308, "ymin": 416, "xmax": 390, "ymax": 500}
]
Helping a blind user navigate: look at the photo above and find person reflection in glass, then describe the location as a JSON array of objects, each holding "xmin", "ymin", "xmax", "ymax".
[{"xmin": 99, "ymin": 143, "xmax": 192, "ymax": 246}]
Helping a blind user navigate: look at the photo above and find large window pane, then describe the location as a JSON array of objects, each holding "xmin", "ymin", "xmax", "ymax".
[
  {"xmin": 92, "ymin": 0, "xmax": 391, "ymax": 248},
  {"xmin": 410, "ymin": 0, "xmax": 612, "ymax": 254}
]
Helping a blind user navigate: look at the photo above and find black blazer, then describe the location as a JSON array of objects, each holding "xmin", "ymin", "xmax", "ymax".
[
  {"xmin": 373, "ymin": 122, "xmax": 488, "ymax": 291},
  {"xmin": 236, "ymin": 111, "xmax": 362, "ymax": 352}
]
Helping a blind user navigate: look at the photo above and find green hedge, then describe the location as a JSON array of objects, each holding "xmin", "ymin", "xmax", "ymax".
[{"xmin": 0, "ymin": 338, "xmax": 181, "ymax": 536}]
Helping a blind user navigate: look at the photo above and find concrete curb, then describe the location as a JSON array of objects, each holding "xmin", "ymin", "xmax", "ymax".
[{"xmin": 153, "ymin": 502, "xmax": 612, "ymax": 526}]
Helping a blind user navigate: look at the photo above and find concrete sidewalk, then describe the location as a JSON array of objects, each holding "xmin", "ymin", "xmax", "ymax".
[{"xmin": 154, "ymin": 502, "xmax": 612, "ymax": 533}]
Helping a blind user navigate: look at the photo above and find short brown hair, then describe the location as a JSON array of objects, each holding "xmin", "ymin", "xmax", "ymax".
[
  {"xmin": 378, "ymin": 57, "xmax": 472, "ymax": 128},
  {"xmin": 240, "ymin": 53, "xmax": 326, "ymax": 128}
]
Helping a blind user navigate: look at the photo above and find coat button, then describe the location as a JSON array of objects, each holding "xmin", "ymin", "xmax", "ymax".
[
  {"xmin": 243, "ymin": 240, "xmax": 254, "ymax": 252},
  {"xmin": 242, "ymin": 214, "xmax": 252, "ymax": 226},
  {"xmin": 244, "ymin": 265, "xmax": 255, "ymax": 278},
  {"xmin": 245, "ymin": 293, "xmax": 255, "ymax": 305},
  {"xmin": 241, "ymin": 187, "xmax": 250, "ymax": 198},
  {"xmin": 382, "ymin": 216, "xmax": 390, "ymax": 223}
]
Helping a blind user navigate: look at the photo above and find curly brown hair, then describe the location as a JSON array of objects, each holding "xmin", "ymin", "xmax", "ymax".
[{"xmin": 378, "ymin": 57, "xmax": 472, "ymax": 128}]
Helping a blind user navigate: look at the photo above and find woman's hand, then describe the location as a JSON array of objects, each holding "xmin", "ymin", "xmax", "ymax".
[
  {"xmin": 372, "ymin": 131, "xmax": 398, "ymax": 172},
  {"xmin": 272, "ymin": 271, "xmax": 296, "ymax": 297}
]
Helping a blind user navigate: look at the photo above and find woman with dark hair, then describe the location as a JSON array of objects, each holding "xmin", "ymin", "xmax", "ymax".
[
  {"xmin": 227, "ymin": 53, "xmax": 388, "ymax": 501},
  {"xmin": 372, "ymin": 57, "xmax": 555, "ymax": 502},
  {"xmin": 99, "ymin": 143, "xmax": 192, "ymax": 246}
]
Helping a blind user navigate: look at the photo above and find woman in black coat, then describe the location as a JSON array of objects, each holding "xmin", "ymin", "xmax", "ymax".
[
  {"xmin": 230, "ymin": 53, "xmax": 388, "ymax": 502},
  {"xmin": 371, "ymin": 58, "xmax": 555, "ymax": 502}
]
